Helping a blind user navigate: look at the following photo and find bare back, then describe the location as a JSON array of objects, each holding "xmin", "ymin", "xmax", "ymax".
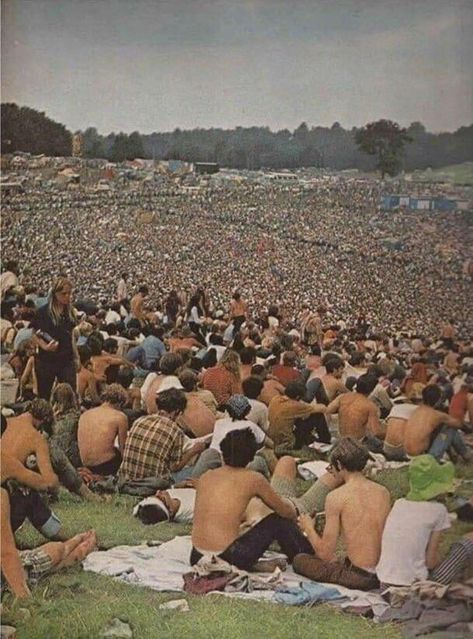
[
  {"xmin": 192, "ymin": 466, "xmax": 293, "ymax": 552},
  {"xmin": 77, "ymin": 404, "xmax": 125, "ymax": 466},
  {"xmin": 338, "ymin": 394, "xmax": 372, "ymax": 439},
  {"xmin": 385, "ymin": 417, "xmax": 407, "ymax": 447},
  {"xmin": 404, "ymin": 405, "xmax": 445, "ymax": 456},
  {"xmin": 1, "ymin": 414, "xmax": 44, "ymax": 466},
  {"xmin": 335, "ymin": 478, "xmax": 390, "ymax": 569}
]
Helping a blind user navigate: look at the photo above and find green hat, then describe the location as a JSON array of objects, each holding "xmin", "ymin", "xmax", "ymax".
[{"xmin": 406, "ymin": 455, "xmax": 455, "ymax": 502}]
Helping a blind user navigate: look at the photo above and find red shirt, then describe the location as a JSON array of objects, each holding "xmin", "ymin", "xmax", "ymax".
[
  {"xmin": 449, "ymin": 389, "xmax": 468, "ymax": 422},
  {"xmin": 272, "ymin": 364, "xmax": 301, "ymax": 388}
]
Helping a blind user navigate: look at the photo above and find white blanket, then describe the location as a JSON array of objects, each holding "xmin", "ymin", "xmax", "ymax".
[{"xmin": 83, "ymin": 535, "xmax": 388, "ymax": 615}]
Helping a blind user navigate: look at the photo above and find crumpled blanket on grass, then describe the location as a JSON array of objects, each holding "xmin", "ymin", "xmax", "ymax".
[{"xmin": 82, "ymin": 535, "xmax": 388, "ymax": 615}]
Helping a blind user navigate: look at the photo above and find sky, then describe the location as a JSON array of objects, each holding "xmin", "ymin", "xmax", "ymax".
[{"xmin": 2, "ymin": 0, "xmax": 472, "ymax": 135}]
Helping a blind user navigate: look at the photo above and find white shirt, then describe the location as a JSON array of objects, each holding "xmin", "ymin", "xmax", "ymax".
[
  {"xmin": 210, "ymin": 418, "xmax": 266, "ymax": 452},
  {"xmin": 247, "ymin": 399, "xmax": 269, "ymax": 432},
  {"xmin": 105, "ymin": 309, "xmax": 121, "ymax": 324},
  {"xmin": 167, "ymin": 488, "xmax": 196, "ymax": 524},
  {"xmin": 387, "ymin": 403, "xmax": 417, "ymax": 421},
  {"xmin": 376, "ymin": 499, "xmax": 450, "ymax": 586},
  {"xmin": 117, "ymin": 279, "xmax": 127, "ymax": 300}
]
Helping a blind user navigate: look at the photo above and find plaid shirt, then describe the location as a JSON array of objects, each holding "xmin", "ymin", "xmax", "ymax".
[
  {"xmin": 201, "ymin": 365, "xmax": 241, "ymax": 407},
  {"xmin": 119, "ymin": 411, "xmax": 184, "ymax": 480}
]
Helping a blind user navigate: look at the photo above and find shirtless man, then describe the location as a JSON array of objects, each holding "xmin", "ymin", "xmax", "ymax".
[
  {"xmin": 404, "ymin": 385, "xmax": 471, "ymax": 461},
  {"xmin": 191, "ymin": 428, "xmax": 313, "ymax": 571},
  {"xmin": 130, "ymin": 285, "xmax": 149, "ymax": 326},
  {"xmin": 1, "ymin": 402, "xmax": 58, "ymax": 490},
  {"xmin": 76, "ymin": 345, "xmax": 100, "ymax": 405},
  {"xmin": 294, "ymin": 437, "xmax": 391, "ymax": 590},
  {"xmin": 1, "ymin": 487, "xmax": 96, "ymax": 599},
  {"xmin": 383, "ymin": 398, "xmax": 417, "ymax": 461},
  {"xmin": 143, "ymin": 353, "xmax": 183, "ymax": 414},
  {"xmin": 87, "ymin": 335, "xmax": 134, "ymax": 385},
  {"xmin": 178, "ymin": 369, "xmax": 216, "ymax": 437},
  {"xmin": 326, "ymin": 374, "xmax": 383, "ymax": 451},
  {"xmin": 320, "ymin": 357, "xmax": 348, "ymax": 402},
  {"xmin": 78, "ymin": 384, "xmax": 129, "ymax": 474}
]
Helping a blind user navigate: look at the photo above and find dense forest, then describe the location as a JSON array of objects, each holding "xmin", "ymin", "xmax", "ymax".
[{"xmin": 2, "ymin": 102, "xmax": 472, "ymax": 171}]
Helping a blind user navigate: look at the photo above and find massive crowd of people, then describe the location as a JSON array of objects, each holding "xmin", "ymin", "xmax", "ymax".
[
  {"xmin": 1, "ymin": 170, "xmax": 472, "ymax": 626},
  {"xmin": 2, "ymin": 172, "xmax": 472, "ymax": 336}
]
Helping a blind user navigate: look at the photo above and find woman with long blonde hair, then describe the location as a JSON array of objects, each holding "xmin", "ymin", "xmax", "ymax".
[
  {"xmin": 201, "ymin": 348, "xmax": 242, "ymax": 408},
  {"xmin": 31, "ymin": 276, "xmax": 80, "ymax": 400}
]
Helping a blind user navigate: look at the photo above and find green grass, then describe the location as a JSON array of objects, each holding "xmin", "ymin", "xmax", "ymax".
[
  {"xmin": 3, "ymin": 461, "xmax": 472, "ymax": 639},
  {"xmin": 413, "ymin": 161, "xmax": 473, "ymax": 185}
]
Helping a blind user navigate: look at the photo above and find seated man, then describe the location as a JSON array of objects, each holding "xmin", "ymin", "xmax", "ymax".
[
  {"xmin": 377, "ymin": 455, "xmax": 473, "ymax": 587},
  {"xmin": 272, "ymin": 351, "xmax": 302, "ymax": 388},
  {"xmin": 191, "ymin": 395, "xmax": 273, "ymax": 478},
  {"xmin": 178, "ymin": 369, "xmax": 217, "ymax": 437},
  {"xmin": 1, "ymin": 414, "xmax": 63, "ymax": 541},
  {"xmin": 143, "ymin": 353, "xmax": 183, "ymax": 414},
  {"xmin": 268, "ymin": 381, "xmax": 328, "ymax": 449},
  {"xmin": 243, "ymin": 375, "xmax": 269, "ymax": 432},
  {"xmin": 119, "ymin": 388, "xmax": 206, "ymax": 483},
  {"xmin": 78, "ymin": 384, "xmax": 129, "ymax": 475},
  {"xmin": 404, "ymin": 385, "xmax": 472, "ymax": 461},
  {"xmin": 293, "ymin": 437, "xmax": 391, "ymax": 590},
  {"xmin": 383, "ymin": 397, "xmax": 417, "ymax": 461},
  {"xmin": 191, "ymin": 428, "xmax": 313, "ymax": 571},
  {"xmin": 326, "ymin": 374, "xmax": 384, "ymax": 452},
  {"xmin": 2, "ymin": 402, "xmax": 99, "ymax": 505},
  {"xmin": 76, "ymin": 345, "xmax": 100, "ymax": 406},
  {"xmin": 1, "ymin": 487, "xmax": 97, "ymax": 598}
]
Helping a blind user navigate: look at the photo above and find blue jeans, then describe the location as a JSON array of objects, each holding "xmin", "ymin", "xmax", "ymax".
[{"xmin": 428, "ymin": 425, "xmax": 468, "ymax": 461}]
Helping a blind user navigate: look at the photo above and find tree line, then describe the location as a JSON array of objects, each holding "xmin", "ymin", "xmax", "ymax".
[{"xmin": 2, "ymin": 102, "xmax": 472, "ymax": 174}]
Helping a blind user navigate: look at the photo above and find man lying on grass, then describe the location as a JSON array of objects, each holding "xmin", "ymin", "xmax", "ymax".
[{"xmin": 190, "ymin": 428, "xmax": 314, "ymax": 571}]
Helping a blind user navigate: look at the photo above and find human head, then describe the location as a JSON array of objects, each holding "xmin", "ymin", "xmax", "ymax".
[
  {"xmin": 78, "ymin": 344, "xmax": 92, "ymax": 367},
  {"xmin": 325, "ymin": 356, "xmax": 344, "ymax": 376},
  {"xmin": 285, "ymin": 381, "xmax": 305, "ymax": 400},
  {"xmin": 30, "ymin": 398, "xmax": 54, "ymax": 431},
  {"xmin": 50, "ymin": 383, "xmax": 78, "ymax": 416},
  {"xmin": 103, "ymin": 338, "xmax": 118, "ymax": 354},
  {"xmin": 159, "ymin": 352, "xmax": 182, "ymax": 375},
  {"xmin": 282, "ymin": 351, "xmax": 297, "ymax": 367},
  {"xmin": 240, "ymin": 347, "xmax": 256, "ymax": 366},
  {"xmin": 422, "ymin": 384, "xmax": 442, "ymax": 407},
  {"xmin": 225, "ymin": 394, "xmax": 251, "ymax": 420},
  {"xmin": 117, "ymin": 367, "xmax": 134, "ymax": 390},
  {"xmin": 220, "ymin": 349, "xmax": 241, "ymax": 378},
  {"xmin": 133, "ymin": 492, "xmax": 180, "ymax": 524},
  {"xmin": 49, "ymin": 276, "xmax": 74, "ymax": 324},
  {"xmin": 242, "ymin": 376, "xmax": 264, "ymax": 400},
  {"xmin": 101, "ymin": 384, "xmax": 128, "ymax": 409},
  {"xmin": 355, "ymin": 374, "xmax": 378, "ymax": 396},
  {"xmin": 86, "ymin": 333, "xmax": 104, "ymax": 356},
  {"xmin": 178, "ymin": 369, "xmax": 197, "ymax": 393},
  {"xmin": 407, "ymin": 455, "xmax": 455, "ymax": 501},
  {"xmin": 138, "ymin": 285, "xmax": 149, "ymax": 296},
  {"xmin": 156, "ymin": 388, "xmax": 187, "ymax": 416},
  {"xmin": 220, "ymin": 428, "xmax": 257, "ymax": 467},
  {"xmin": 329, "ymin": 437, "xmax": 370, "ymax": 474}
]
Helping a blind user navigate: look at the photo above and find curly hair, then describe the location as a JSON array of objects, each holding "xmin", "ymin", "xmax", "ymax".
[
  {"xmin": 329, "ymin": 437, "xmax": 370, "ymax": 473},
  {"xmin": 101, "ymin": 384, "xmax": 129, "ymax": 409},
  {"xmin": 219, "ymin": 349, "xmax": 241, "ymax": 380}
]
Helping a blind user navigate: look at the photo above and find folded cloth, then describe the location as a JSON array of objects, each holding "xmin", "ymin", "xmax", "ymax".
[{"xmin": 274, "ymin": 581, "xmax": 346, "ymax": 606}]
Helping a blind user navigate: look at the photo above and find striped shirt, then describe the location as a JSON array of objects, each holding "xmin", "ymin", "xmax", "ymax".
[{"xmin": 119, "ymin": 411, "xmax": 184, "ymax": 480}]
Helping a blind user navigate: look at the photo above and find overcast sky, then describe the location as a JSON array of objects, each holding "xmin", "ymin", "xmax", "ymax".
[{"xmin": 2, "ymin": 0, "xmax": 472, "ymax": 134}]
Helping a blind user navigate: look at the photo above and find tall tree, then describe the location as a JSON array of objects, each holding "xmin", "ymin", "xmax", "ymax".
[{"xmin": 355, "ymin": 119, "xmax": 412, "ymax": 178}]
